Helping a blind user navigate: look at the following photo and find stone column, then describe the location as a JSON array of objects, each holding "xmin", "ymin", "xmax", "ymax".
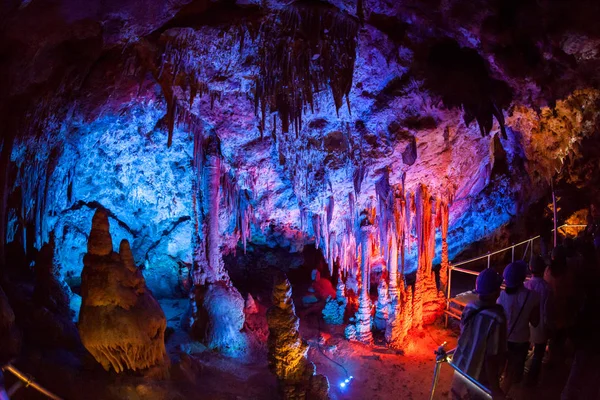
[
  {"xmin": 354, "ymin": 217, "xmax": 374, "ymax": 344},
  {"xmin": 204, "ymin": 134, "xmax": 227, "ymax": 284}
]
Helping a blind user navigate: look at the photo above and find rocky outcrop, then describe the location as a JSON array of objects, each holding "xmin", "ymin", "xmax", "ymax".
[
  {"xmin": 267, "ymin": 274, "xmax": 329, "ymax": 400},
  {"xmin": 322, "ymin": 278, "xmax": 347, "ymax": 325},
  {"xmin": 0, "ymin": 285, "xmax": 20, "ymax": 363},
  {"xmin": 78, "ymin": 209, "xmax": 168, "ymax": 374},
  {"xmin": 374, "ymin": 278, "xmax": 389, "ymax": 331},
  {"xmin": 245, "ymin": 293, "xmax": 259, "ymax": 315},
  {"xmin": 202, "ymin": 283, "xmax": 247, "ymax": 357}
]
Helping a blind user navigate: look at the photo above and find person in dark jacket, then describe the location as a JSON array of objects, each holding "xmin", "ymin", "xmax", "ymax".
[{"xmin": 452, "ymin": 268, "xmax": 507, "ymax": 400}]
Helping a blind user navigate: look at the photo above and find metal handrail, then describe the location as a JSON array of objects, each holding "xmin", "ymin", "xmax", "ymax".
[
  {"xmin": 0, "ymin": 364, "xmax": 62, "ymax": 400},
  {"xmin": 444, "ymin": 223, "xmax": 587, "ymax": 326},
  {"xmin": 449, "ymin": 224, "xmax": 586, "ymax": 269},
  {"xmin": 449, "ymin": 223, "xmax": 586, "ymax": 271},
  {"xmin": 429, "ymin": 343, "xmax": 492, "ymax": 400}
]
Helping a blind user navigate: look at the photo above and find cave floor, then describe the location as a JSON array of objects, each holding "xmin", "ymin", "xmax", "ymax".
[
  {"xmin": 168, "ymin": 296, "xmax": 573, "ymax": 400},
  {"xmin": 14, "ymin": 298, "xmax": 569, "ymax": 400}
]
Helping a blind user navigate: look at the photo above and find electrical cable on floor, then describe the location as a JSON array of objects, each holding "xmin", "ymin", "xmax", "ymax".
[{"xmin": 314, "ymin": 312, "xmax": 353, "ymax": 388}]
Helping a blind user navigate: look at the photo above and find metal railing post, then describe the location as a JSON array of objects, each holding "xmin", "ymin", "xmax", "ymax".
[
  {"xmin": 429, "ymin": 359, "xmax": 443, "ymax": 400},
  {"xmin": 487, "ymin": 253, "xmax": 491, "ymax": 269},
  {"xmin": 445, "ymin": 266, "xmax": 452, "ymax": 328},
  {"xmin": 511, "ymin": 244, "xmax": 515, "ymax": 262},
  {"xmin": 530, "ymin": 238, "xmax": 534, "ymax": 261},
  {"xmin": 429, "ymin": 345, "xmax": 492, "ymax": 400}
]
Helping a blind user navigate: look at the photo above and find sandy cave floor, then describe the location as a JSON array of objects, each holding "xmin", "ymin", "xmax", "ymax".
[
  {"xmin": 159, "ymin": 296, "xmax": 573, "ymax": 400},
  {"xmin": 162, "ymin": 297, "xmax": 459, "ymax": 400}
]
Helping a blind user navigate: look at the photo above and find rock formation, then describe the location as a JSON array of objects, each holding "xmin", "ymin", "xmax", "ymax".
[
  {"xmin": 33, "ymin": 237, "xmax": 71, "ymax": 317},
  {"xmin": 202, "ymin": 283, "xmax": 247, "ymax": 357},
  {"xmin": 0, "ymin": 285, "xmax": 20, "ymax": 363},
  {"xmin": 78, "ymin": 209, "xmax": 168, "ymax": 374},
  {"xmin": 267, "ymin": 274, "xmax": 329, "ymax": 400},
  {"xmin": 438, "ymin": 201, "xmax": 450, "ymax": 294},
  {"xmin": 3, "ymin": 0, "xmax": 600, "ymax": 368},
  {"xmin": 189, "ymin": 131, "xmax": 248, "ymax": 356},
  {"xmin": 322, "ymin": 278, "xmax": 347, "ymax": 325},
  {"xmin": 350, "ymin": 214, "xmax": 375, "ymax": 344},
  {"xmin": 245, "ymin": 293, "xmax": 259, "ymax": 315},
  {"xmin": 412, "ymin": 185, "xmax": 445, "ymax": 328},
  {"xmin": 374, "ymin": 278, "xmax": 389, "ymax": 331}
]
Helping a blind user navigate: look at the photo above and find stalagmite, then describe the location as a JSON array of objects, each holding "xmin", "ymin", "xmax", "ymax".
[
  {"xmin": 385, "ymin": 231, "xmax": 403, "ymax": 347},
  {"xmin": 351, "ymin": 211, "xmax": 374, "ymax": 344},
  {"xmin": 189, "ymin": 132, "xmax": 248, "ymax": 355},
  {"xmin": 205, "ymin": 134, "xmax": 227, "ymax": 284},
  {"xmin": 267, "ymin": 274, "xmax": 329, "ymax": 400},
  {"xmin": 374, "ymin": 278, "xmax": 389, "ymax": 331},
  {"xmin": 322, "ymin": 277, "xmax": 347, "ymax": 325},
  {"xmin": 245, "ymin": 293, "xmax": 259, "ymax": 315},
  {"xmin": 78, "ymin": 209, "xmax": 168, "ymax": 374}
]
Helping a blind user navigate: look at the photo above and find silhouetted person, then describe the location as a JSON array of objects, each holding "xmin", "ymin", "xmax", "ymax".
[
  {"xmin": 544, "ymin": 246, "xmax": 573, "ymax": 366},
  {"xmin": 585, "ymin": 202, "xmax": 600, "ymax": 238},
  {"xmin": 452, "ymin": 268, "xmax": 507, "ymax": 400},
  {"xmin": 561, "ymin": 241, "xmax": 600, "ymax": 399},
  {"xmin": 498, "ymin": 261, "xmax": 539, "ymax": 394},
  {"xmin": 524, "ymin": 256, "xmax": 551, "ymax": 383}
]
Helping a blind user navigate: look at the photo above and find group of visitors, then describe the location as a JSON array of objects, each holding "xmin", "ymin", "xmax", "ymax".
[{"xmin": 452, "ymin": 234, "xmax": 600, "ymax": 399}]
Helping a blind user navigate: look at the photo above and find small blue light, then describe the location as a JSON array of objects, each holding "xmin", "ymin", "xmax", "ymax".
[
  {"xmin": 349, "ymin": 376, "xmax": 353, "ymax": 379},
  {"xmin": 344, "ymin": 379, "xmax": 350, "ymax": 383},
  {"xmin": 340, "ymin": 382, "xmax": 346, "ymax": 388}
]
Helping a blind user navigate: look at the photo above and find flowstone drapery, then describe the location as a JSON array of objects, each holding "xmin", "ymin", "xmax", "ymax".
[{"xmin": 78, "ymin": 210, "xmax": 168, "ymax": 374}]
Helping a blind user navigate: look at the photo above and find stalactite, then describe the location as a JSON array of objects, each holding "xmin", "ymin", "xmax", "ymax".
[
  {"xmin": 256, "ymin": 1, "xmax": 359, "ymax": 136},
  {"xmin": 375, "ymin": 168, "xmax": 393, "ymax": 265},
  {"xmin": 412, "ymin": 185, "xmax": 445, "ymax": 329},
  {"xmin": 439, "ymin": 200, "xmax": 450, "ymax": 294},
  {"xmin": 412, "ymin": 186, "xmax": 429, "ymax": 329},
  {"xmin": 0, "ymin": 133, "xmax": 15, "ymax": 267},
  {"xmin": 204, "ymin": 133, "xmax": 227, "ymax": 284},
  {"xmin": 393, "ymin": 187, "xmax": 406, "ymax": 277},
  {"xmin": 221, "ymin": 170, "xmax": 255, "ymax": 254},
  {"xmin": 325, "ymin": 195, "xmax": 335, "ymax": 273},
  {"xmin": 189, "ymin": 129, "xmax": 249, "ymax": 353}
]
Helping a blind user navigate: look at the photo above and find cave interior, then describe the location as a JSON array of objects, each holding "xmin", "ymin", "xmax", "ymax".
[{"xmin": 1, "ymin": 0, "xmax": 600, "ymax": 399}]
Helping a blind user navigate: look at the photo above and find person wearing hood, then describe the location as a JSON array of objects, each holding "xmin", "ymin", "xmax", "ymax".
[
  {"xmin": 452, "ymin": 268, "xmax": 507, "ymax": 400},
  {"xmin": 498, "ymin": 261, "xmax": 540, "ymax": 394}
]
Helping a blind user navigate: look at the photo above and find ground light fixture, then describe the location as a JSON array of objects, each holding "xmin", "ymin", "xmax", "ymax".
[{"xmin": 339, "ymin": 376, "xmax": 354, "ymax": 389}]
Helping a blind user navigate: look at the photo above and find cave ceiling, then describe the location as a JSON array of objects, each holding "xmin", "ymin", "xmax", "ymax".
[{"xmin": 1, "ymin": 0, "xmax": 600, "ymax": 294}]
